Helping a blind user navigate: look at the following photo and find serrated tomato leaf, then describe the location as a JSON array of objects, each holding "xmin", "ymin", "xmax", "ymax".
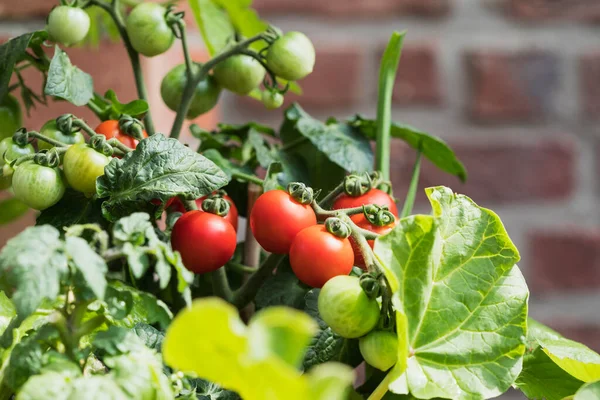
[
  {"xmin": 44, "ymin": 46, "xmax": 94, "ymax": 107},
  {"xmin": 374, "ymin": 186, "xmax": 528, "ymax": 399},
  {"xmin": 96, "ymin": 134, "xmax": 229, "ymax": 221}
]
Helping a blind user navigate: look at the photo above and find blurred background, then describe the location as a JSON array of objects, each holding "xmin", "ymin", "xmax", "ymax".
[{"xmin": 0, "ymin": 0, "xmax": 599, "ymax": 381}]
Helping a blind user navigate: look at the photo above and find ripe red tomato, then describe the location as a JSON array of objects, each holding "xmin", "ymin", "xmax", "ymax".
[
  {"xmin": 350, "ymin": 215, "xmax": 396, "ymax": 269},
  {"xmin": 333, "ymin": 189, "xmax": 398, "ymax": 217},
  {"xmin": 171, "ymin": 211, "xmax": 236, "ymax": 274},
  {"xmin": 197, "ymin": 193, "xmax": 238, "ymax": 232},
  {"xmin": 95, "ymin": 120, "xmax": 148, "ymax": 150},
  {"xmin": 250, "ymin": 189, "xmax": 317, "ymax": 254},
  {"xmin": 290, "ymin": 224, "xmax": 354, "ymax": 288}
]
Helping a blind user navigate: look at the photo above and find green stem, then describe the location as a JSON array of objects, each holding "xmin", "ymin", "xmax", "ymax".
[
  {"xmin": 367, "ymin": 371, "xmax": 392, "ymax": 400},
  {"xmin": 74, "ymin": 315, "xmax": 107, "ymax": 341},
  {"xmin": 227, "ymin": 261, "xmax": 258, "ymax": 274},
  {"xmin": 90, "ymin": 0, "xmax": 155, "ymax": 136},
  {"xmin": 280, "ymin": 136, "xmax": 309, "ymax": 152},
  {"xmin": 400, "ymin": 151, "xmax": 421, "ymax": 218},
  {"xmin": 169, "ymin": 34, "xmax": 268, "ymax": 139},
  {"xmin": 106, "ymin": 138, "xmax": 133, "ymax": 154},
  {"xmin": 183, "ymin": 199, "xmax": 198, "ymax": 211},
  {"xmin": 232, "ymin": 253, "xmax": 285, "ymax": 309},
  {"xmin": 28, "ymin": 131, "xmax": 69, "ymax": 147},
  {"xmin": 375, "ymin": 31, "xmax": 405, "ymax": 181},
  {"xmin": 179, "ymin": 24, "xmax": 194, "ymax": 80},
  {"xmin": 232, "ymin": 170, "xmax": 264, "ymax": 186},
  {"xmin": 210, "ymin": 268, "xmax": 233, "ymax": 302}
]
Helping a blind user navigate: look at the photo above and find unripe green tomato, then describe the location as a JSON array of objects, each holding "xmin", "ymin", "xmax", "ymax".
[
  {"xmin": 47, "ymin": 6, "xmax": 91, "ymax": 46},
  {"xmin": 0, "ymin": 95, "xmax": 22, "ymax": 141},
  {"xmin": 126, "ymin": 3, "xmax": 174, "ymax": 57},
  {"xmin": 38, "ymin": 120, "xmax": 85, "ymax": 151},
  {"xmin": 266, "ymin": 31, "xmax": 315, "ymax": 81},
  {"xmin": 0, "ymin": 137, "xmax": 34, "ymax": 167},
  {"xmin": 161, "ymin": 64, "xmax": 221, "ymax": 119},
  {"xmin": 318, "ymin": 275, "xmax": 380, "ymax": 339},
  {"xmin": 213, "ymin": 55, "xmax": 266, "ymax": 95},
  {"xmin": 0, "ymin": 164, "xmax": 14, "ymax": 190},
  {"xmin": 63, "ymin": 143, "xmax": 110, "ymax": 195},
  {"xmin": 12, "ymin": 162, "xmax": 65, "ymax": 210},
  {"xmin": 359, "ymin": 331, "xmax": 398, "ymax": 371},
  {"xmin": 262, "ymin": 91, "xmax": 284, "ymax": 110}
]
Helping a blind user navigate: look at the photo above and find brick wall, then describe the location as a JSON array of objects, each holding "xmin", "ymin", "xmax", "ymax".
[{"xmin": 1, "ymin": 0, "xmax": 599, "ymax": 374}]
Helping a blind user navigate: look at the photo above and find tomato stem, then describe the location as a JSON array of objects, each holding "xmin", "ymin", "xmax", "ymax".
[
  {"xmin": 400, "ymin": 150, "xmax": 422, "ymax": 218},
  {"xmin": 210, "ymin": 268, "xmax": 233, "ymax": 302},
  {"xmin": 169, "ymin": 33, "xmax": 269, "ymax": 139},
  {"xmin": 227, "ymin": 261, "xmax": 258, "ymax": 274},
  {"xmin": 232, "ymin": 253, "xmax": 285, "ymax": 309},
  {"xmin": 27, "ymin": 131, "xmax": 69, "ymax": 148},
  {"xmin": 232, "ymin": 170, "xmax": 264, "ymax": 186},
  {"xmin": 89, "ymin": 0, "xmax": 156, "ymax": 136},
  {"xmin": 367, "ymin": 370, "xmax": 392, "ymax": 400}
]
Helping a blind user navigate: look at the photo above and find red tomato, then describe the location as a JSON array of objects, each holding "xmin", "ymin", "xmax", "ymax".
[
  {"xmin": 350, "ymin": 214, "xmax": 396, "ymax": 269},
  {"xmin": 290, "ymin": 224, "xmax": 354, "ymax": 288},
  {"xmin": 333, "ymin": 189, "xmax": 398, "ymax": 217},
  {"xmin": 197, "ymin": 193, "xmax": 238, "ymax": 232},
  {"xmin": 95, "ymin": 120, "xmax": 148, "ymax": 150},
  {"xmin": 250, "ymin": 189, "xmax": 317, "ymax": 254},
  {"xmin": 170, "ymin": 211, "xmax": 236, "ymax": 274}
]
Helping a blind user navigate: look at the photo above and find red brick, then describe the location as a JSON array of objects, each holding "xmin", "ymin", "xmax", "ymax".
[
  {"xmin": 529, "ymin": 229, "xmax": 600, "ymax": 293},
  {"xmin": 0, "ymin": 0, "xmax": 50, "ymax": 18},
  {"xmin": 390, "ymin": 138, "xmax": 575, "ymax": 205},
  {"xmin": 508, "ymin": 0, "xmax": 600, "ymax": 23},
  {"xmin": 253, "ymin": 0, "xmax": 450, "ymax": 17},
  {"xmin": 580, "ymin": 53, "xmax": 600, "ymax": 119},
  {"xmin": 465, "ymin": 50, "xmax": 559, "ymax": 123},
  {"xmin": 392, "ymin": 44, "xmax": 442, "ymax": 105}
]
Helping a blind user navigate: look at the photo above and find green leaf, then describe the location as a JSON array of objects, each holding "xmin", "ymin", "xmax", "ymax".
[
  {"xmin": 540, "ymin": 339, "xmax": 600, "ymax": 383},
  {"xmin": 211, "ymin": 0, "xmax": 268, "ymax": 52},
  {"xmin": 573, "ymin": 380, "xmax": 600, "ymax": 400},
  {"xmin": 93, "ymin": 326, "xmax": 140, "ymax": 356},
  {"xmin": 106, "ymin": 281, "xmax": 172, "ymax": 330},
  {"xmin": 97, "ymin": 134, "xmax": 229, "ymax": 221},
  {"xmin": 350, "ymin": 116, "xmax": 467, "ymax": 182},
  {"xmin": 307, "ymin": 363, "xmax": 354, "ymax": 400},
  {"xmin": 303, "ymin": 289, "xmax": 363, "ymax": 371},
  {"xmin": 104, "ymin": 89, "xmax": 148, "ymax": 119},
  {"xmin": 133, "ymin": 323, "xmax": 164, "ymax": 352},
  {"xmin": 255, "ymin": 259, "xmax": 308, "ymax": 310},
  {"xmin": 262, "ymin": 162, "xmax": 285, "ymax": 192},
  {"xmin": 0, "ymin": 197, "xmax": 28, "ymax": 225},
  {"xmin": 44, "ymin": 46, "xmax": 94, "ymax": 107},
  {"xmin": 0, "ymin": 226, "xmax": 67, "ymax": 317},
  {"xmin": 283, "ymin": 104, "xmax": 374, "ymax": 174},
  {"xmin": 65, "ymin": 236, "xmax": 107, "ymax": 301},
  {"xmin": 15, "ymin": 371, "xmax": 73, "ymax": 400},
  {"xmin": 0, "ymin": 31, "xmax": 47, "ymax": 103},
  {"xmin": 113, "ymin": 212, "xmax": 154, "ymax": 247},
  {"xmin": 216, "ymin": 121, "xmax": 275, "ymax": 137},
  {"xmin": 247, "ymin": 129, "xmax": 277, "ymax": 168},
  {"xmin": 202, "ymin": 149, "xmax": 255, "ymax": 181},
  {"xmin": 185, "ymin": 378, "xmax": 240, "ymax": 400},
  {"xmin": 36, "ymin": 189, "xmax": 107, "ymax": 231},
  {"xmin": 68, "ymin": 376, "xmax": 128, "ymax": 400},
  {"xmin": 374, "ymin": 186, "xmax": 528, "ymax": 399},
  {"xmin": 0, "ymin": 291, "xmax": 16, "ymax": 337},
  {"xmin": 188, "ymin": 0, "xmax": 235, "ymax": 56},
  {"xmin": 515, "ymin": 347, "xmax": 584, "ymax": 400}
]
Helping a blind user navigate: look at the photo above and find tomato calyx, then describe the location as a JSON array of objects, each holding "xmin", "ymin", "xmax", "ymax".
[
  {"xmin": 118, "ymin": 115, "xmax": 145, "ymax": 141},
  {"xmin": 324, "ymin": 217, "xmax": 351, "ymax": 239},
  {"xmin": 287, "ymin": 182, "xmax": 314, "ymax": 204},
  {"xmin": 201, "ymin": 196, "xmax": 230, "ymax": 217},
  {"xmin": 344, "ymin": 172, "xmax": 374, "ymax": 197},
  {"xmin": 33, "ymin": 149, "xmax": 61, "ymax": 169},
  {"xmin": 363, "ymin": 204, "xmax": 396, "ymax": 227},
  {"xmin": 359, "ymin": 273, "xmax": 382, "ymax": 299},
  {"xmin": 11, "ymin": 128, "xmax": 30, "ymax": 148},
  {"xmin": 88, "ymin": 135, "xmax": 115, "ymax": 157},
  {"xmin": 56, "ymin": 113, "xmax": 80, "ymax": 136}
]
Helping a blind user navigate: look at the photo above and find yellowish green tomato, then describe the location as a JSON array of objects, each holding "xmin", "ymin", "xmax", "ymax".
[
  {"xmin": 126, "ymin": 3, "xmax": 174, "ymax": 57},
  {"xmin": 213, "ymin": 55, "xmax": 266, "ymax": 95},
  {"xmin": 359, "ymin": 330, "xmax": 398, "ymax": 371},
  {"xmin": 12, "ymin": 162, "xmax": 65, "ymax": 210},
  {"xmin": 38, "ymin": 120, "xmax": 85, "ymax": 151},
  {"xmin": 266, "ymin": 31, "xmax": 315, "ymax": 81},
  {"xmin": 63, "ymin": 143, "xmax": 110, "ymax": 195},
  {"xmin": 47, "ymin": 6, "xmax": 91, "ymax": 46},
  {"xmin": 161, "ymin": 64, "xmax": 221, "ymax": 119},
  {"xmin": 262, "ymin": 91, "xmax": 284, "ymax": 110},
  {"xmin": 0, "ymin": 95, "xmax": 22, "ymax": 141}
]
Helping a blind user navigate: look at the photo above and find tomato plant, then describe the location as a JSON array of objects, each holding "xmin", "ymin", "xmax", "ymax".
[
  {"xmin": 0, "ymin": 2, "xmax": 595, "ymax": 400},
  {"xmin": 250, "ymin": 189, "xmax": 317, "ymax": 254},
  {"xmin": 171, "ymin": 210, "xmax": 237, "ymax": 274}
]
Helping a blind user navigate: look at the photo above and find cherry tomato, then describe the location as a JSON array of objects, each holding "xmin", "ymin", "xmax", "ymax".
[
  {"xmin": 197, "ymin": 193, "xmax": 238, "ymax": 232},
  {"xmin": 95, "ymin": 120, "xmax": 148, "ymax": 150},
  {"xmin": 171, "ymin": 210, "xmax": 237, "ymax": 274},
  {"xmin": 350, "ymin": 215, "xmax": 396, "ymax": 269},
  {"xmin": 250, "ymin": 189, "xmax": 317, "ymax": 254},
  {"xmin": 0, "ymin": 95, "xmax": 22, "ymax": 141},
  {"xmin": 333, "ymin": 189, "xmax": 398, "ymax": 217},
  {"xmin": 0, "ymin": 138, "xmax": 34, "ymax": 190},
  {"xmin": 161, "ymin": 64, "xmax": 221, "ymax": 119},
  {"xmin": 289, "ymin": 224, "xmax": 354, "ymax": 288},
  {"xmin": 359, "ymin": 331, "xmax": 398, "ymax": 371},
  {"xmin": 63, "ymin": 143, "xmax": 110, "ymax": 194},
  {"xmin": 213, "ymin": 54, "xmax": 266, "ymax": 95},
  {"xmin": 262, "ymin": 91, "xmax": 284, "ymax": 110},
  {"xmin": 47, "ymin": 6, "xmax": 90, "ymax": 46},
  {"xmin": 38, "ymin": 120, "xmax": 85, "ymax": 151},
  {"xmin": 318, "ymin": 275, "xmax": 380, "ymax": 339},
  {"xmin": 266, "ymin": 31, "xmax": 315, "ymax": 81},
  {"xmin": 126, "ymin": 3, "xmax": 174, "ymax": 57},
  {"xmin": 12, "ymin": 161, "xmax": 65, "ymax": 210}
]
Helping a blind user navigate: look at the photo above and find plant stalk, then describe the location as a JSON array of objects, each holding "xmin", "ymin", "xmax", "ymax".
[
  {"xmin": 400, "ymin": 151, "xmax": 421, "ymax": 218},
  {"xmin": 210, "ymin": 268, "xmax": 233, "ymax": 302},
  {"xmin": 232, "ymin": 253, "xmax": 284, "ymax": 309}
]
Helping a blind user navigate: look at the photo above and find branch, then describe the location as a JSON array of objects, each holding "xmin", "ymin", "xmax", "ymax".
[{"xmin": 232, "ymin": 253, "xmax": 285, "ymax": 309}]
